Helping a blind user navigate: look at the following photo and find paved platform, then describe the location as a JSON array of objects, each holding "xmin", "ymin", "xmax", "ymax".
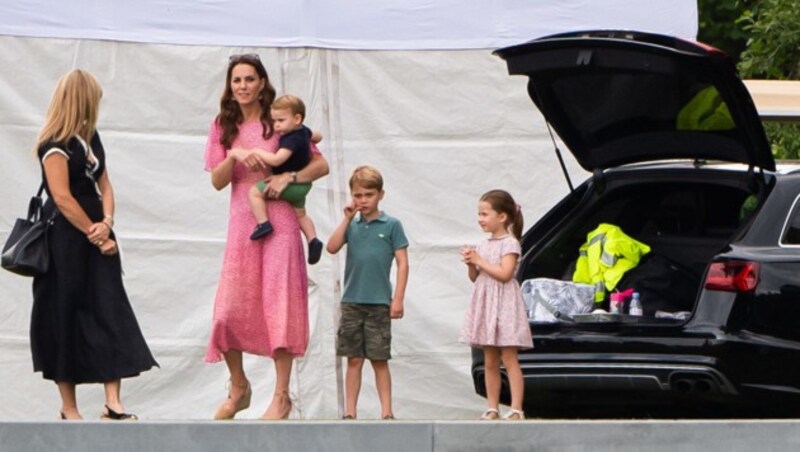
[{"xmin": 2, "ymin": 419, "xmax": 799, "ymax": 452}]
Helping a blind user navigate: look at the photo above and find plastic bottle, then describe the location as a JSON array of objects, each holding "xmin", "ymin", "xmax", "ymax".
[{"xmin": 629, "ymin": 292, "xmax": 643, "ymax": 316}]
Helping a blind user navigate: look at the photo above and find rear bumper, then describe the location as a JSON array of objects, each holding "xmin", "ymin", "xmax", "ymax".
[
  {"xmin": 472, "ymin": 353, "xmax": 738, "ymax": 397},
  {"xmin": 520, "ymin": 359, "xmax": 737, "ymax": 394},
  {"xmin": 470, "ymin": 328, "xmax": 800, "ymax": 413}
]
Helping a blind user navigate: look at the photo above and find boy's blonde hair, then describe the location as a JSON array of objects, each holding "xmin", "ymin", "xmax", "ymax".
[
  {"xmin": 35, "ymin": 69, "xmax": 102, "ymax": 151},
  {"xmin": 271, "ymin": 94, "xmax": 306, "ymax": 121},
  {"xmin": 349, "ymin": 165, "xmax": 384, "ymax": 191}
]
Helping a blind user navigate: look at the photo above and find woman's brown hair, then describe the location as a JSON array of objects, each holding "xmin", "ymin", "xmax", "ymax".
[{"xmin": 217, "ymin": 54, "xmax": 276, "ymax": 149}]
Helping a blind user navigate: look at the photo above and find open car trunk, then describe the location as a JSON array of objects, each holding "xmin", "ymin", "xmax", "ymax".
[
  {"xmin": 494, "ymin": 31, "xmax": 776, "ymax": 328},
  {"xmin": 518, "ymin": 167, "xmax": 763, "ymax": 325}
]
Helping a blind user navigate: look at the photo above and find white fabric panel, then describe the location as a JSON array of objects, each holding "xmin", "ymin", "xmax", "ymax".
[
  {"xmin": 0, "ymin": 35, "xmax": 581, "ymax": 421},
  {"xmin": 0, "ymin": 0, "xmax": 697, "ymax": 49}
]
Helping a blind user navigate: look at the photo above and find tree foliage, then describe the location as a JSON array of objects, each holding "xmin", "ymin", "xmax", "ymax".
[
  {"xmin": 737, "ymin": 0, "xmax": 800, "ymax": 159},
  {"xmin": 697, "ymin": 0, "xmax": 748, "ymax": 64},
  {"xmin": 737, "ymin": 0, "xmax": 800, "ymax": 80},
  {"xmin": 699, "ymin": 0, "xmax": 800, "ymax": 159}
]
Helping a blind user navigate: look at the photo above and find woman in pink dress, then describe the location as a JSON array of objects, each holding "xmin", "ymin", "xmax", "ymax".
[{"xmin": 203, "ymin": 53, "xmax": 329, "ymax": 420}]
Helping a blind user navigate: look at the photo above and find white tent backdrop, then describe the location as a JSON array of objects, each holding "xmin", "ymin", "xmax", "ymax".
[
  {"xmin": 0, "ymin": 0, "xmax": 697, "ymax": 49},
  {"xmin": 0, "ymin": 2, "xmax": 696, "ymax": 420}
]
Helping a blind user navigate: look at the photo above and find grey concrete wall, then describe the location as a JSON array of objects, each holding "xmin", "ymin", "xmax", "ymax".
[{"xmin": 2, "ymin": 420, "xmax": 800, "ymax": 452}]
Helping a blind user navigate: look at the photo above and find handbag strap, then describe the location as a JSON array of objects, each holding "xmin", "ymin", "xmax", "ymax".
[{"xmin": 27, "ymin": 182, "xmax": 46, "ymax": 222}]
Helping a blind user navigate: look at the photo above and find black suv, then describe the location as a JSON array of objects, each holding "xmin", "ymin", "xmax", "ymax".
[{"xmin": 471, "ymin": 30, "xmax": 800, "ymax": 416}]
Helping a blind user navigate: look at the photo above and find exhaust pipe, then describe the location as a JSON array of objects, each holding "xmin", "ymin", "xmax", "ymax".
[
  {"xmin": 694, "ymin": 378, "xmax": 714, "ymax": 393},
  {"xmin": 673, "ymin": 378, "xmax": 694, "ymax": 393},
  {"xmin": 671, "ymin": 376, "xmax": 718, "ymax": 394}
]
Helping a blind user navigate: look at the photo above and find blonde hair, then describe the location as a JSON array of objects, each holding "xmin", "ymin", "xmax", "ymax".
[
  {"xmin": 272, "ymin": 94, "xmax": 306, "ymax": 121},
  {"xmin": 35, "ymin": 69, "xmax": 102, "ymax": 152},
  {"xmin": 349, "ymin": 165, "xmax": 383, "ymax": 191},
  {"xmin": 480, "ymin": 189, "xmax": 524, "ymax": 240}
]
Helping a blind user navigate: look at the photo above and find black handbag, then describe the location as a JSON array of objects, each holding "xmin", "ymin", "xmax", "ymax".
[{"xmin": 2, "ymin": 183, "xmax": 55, "ymax": 277}]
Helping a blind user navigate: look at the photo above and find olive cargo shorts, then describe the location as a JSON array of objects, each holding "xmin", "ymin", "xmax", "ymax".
[{"xmin": 336, "ymin": 303, "xmax": 391, "ymax": 360}]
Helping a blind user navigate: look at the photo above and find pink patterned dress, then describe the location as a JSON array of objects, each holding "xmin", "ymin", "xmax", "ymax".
[
  {"xmin": 459, "ymin": 235, "xmax": 533, "ymax": 349},
  {"xmin": 203, "ymin": 119, "xmax": 309, "ymax": 361}
]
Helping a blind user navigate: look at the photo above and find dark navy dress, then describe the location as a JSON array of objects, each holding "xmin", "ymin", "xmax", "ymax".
[{"xmin": 31, "ymin": 133, "xmax": 157, "ymax": 383}]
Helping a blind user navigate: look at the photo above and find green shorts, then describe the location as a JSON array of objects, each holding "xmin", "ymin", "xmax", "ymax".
[
  {"xmin": 254, "ymin": 181, "xmax": 312, "ymax": 208},
  {"xmin": 336, "ymin": 303, "xmax": 391, "ymax": 360}
]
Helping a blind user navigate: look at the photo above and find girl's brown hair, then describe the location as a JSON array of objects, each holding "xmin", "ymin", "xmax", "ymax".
[
  {"xmin": 217, "ymin": 54, "xmax": 276, "ymax": 149},
  {"xmin": 35, "ymin": 69, "xmax": 102, "ymax": 151},
  {"xmin": 480, "ymin": 189, "xmax": 523, "ymax": 240}
]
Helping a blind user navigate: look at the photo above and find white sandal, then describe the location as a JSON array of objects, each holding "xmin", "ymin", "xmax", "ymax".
[
  {"xmin": 503, "ymin": 409, "xmax": 525, "ymax": 420},
  {"xmin": 479, "ymin": 408, "xmax": 500, "ymax": 420}
]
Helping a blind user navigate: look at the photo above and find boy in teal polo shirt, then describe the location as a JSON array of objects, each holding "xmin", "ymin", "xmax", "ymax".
[{"xmin": 326, "ymin": 165, "xmax": 409, "ymax": 420}]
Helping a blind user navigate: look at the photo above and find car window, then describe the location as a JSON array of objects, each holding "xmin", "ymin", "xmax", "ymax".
[
  {"xmin": 637, "ymin": 185, "xmax": 747, "ymax": 239},
  {"xmin": 676, "ymin": 86, "xmax": 735, "ymax": 132},
  {"xmin": 781, "ymin": 195, "xmax": 800, "ymax": 245}
]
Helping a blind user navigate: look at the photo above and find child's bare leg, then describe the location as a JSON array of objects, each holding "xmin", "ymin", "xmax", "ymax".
[
  {"xmin": 371, "ymin": 359, "xmax": 393, "ymax": 418},
  {"xmin": 249, "ymin": 184, "xmax": 270, "ymax": 224},
  {"xmin": 295, "ymin": 207, "xmax": 316, "ymax": 241},
  {"xmin": 500, "ymin": 347, "xmax": 525, "ymax": 418},
  {"xmin": 249, "ymin": 183, "xmax": 273, "ymax": 240},
  {"xmin": 482, "ymin": 347, "xmax": 502, "ymax": 418},
  {"xmin": 345, "ymin": 357, "xmax": 365, "ymax": 419},
  {"xmin": 296, "ymin": 207, "xmax": 324, "ymax": 264}
]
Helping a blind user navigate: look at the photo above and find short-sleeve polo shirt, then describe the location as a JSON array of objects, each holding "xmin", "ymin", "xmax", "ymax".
[{"xmin": 342, "ymin": 211, "xmax": 408, "ymax": 305}]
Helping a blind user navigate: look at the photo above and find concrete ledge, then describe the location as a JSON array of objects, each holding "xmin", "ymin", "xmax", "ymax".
[
  {"xmin": 434, "ymin": 420, "xmax": 800, "ymax": 452},
  {"xmin": 2, "ymin": 420, "xmax": 800, "ymax": 452}
]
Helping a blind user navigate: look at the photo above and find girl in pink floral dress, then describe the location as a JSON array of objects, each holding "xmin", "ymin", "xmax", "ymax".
[
  {"xmin": 460, "ymin": 189, "xmax": 532, "ymax": 421},
  {"xmin": 203, "ymin": 54, "xmax": 329, "ymax": 420}
]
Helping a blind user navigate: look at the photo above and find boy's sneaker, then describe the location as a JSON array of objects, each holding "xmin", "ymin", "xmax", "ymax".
[
  {"xmin": 308, "ymin": 238, "xmax": 324, "ymax": 264},
  {"xmin": 250, "ymin": 222, "xmax": 273, "ymax": 240}
]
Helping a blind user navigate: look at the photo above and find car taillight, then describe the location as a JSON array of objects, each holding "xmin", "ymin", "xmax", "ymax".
[{"xmin": 704, "ymin": 261, "xmax": 760, "ymax": 292}]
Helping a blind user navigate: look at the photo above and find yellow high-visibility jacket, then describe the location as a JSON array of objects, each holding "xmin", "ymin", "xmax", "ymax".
[{"xmin": 573, "ymin": 223, "xmax": 651, "ymax": 302}]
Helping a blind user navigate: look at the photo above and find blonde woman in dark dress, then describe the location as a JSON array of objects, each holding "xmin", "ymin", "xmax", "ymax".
[{"xmin": 31, "ymin": 69, "xmax": 157, "ymax": 420}]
